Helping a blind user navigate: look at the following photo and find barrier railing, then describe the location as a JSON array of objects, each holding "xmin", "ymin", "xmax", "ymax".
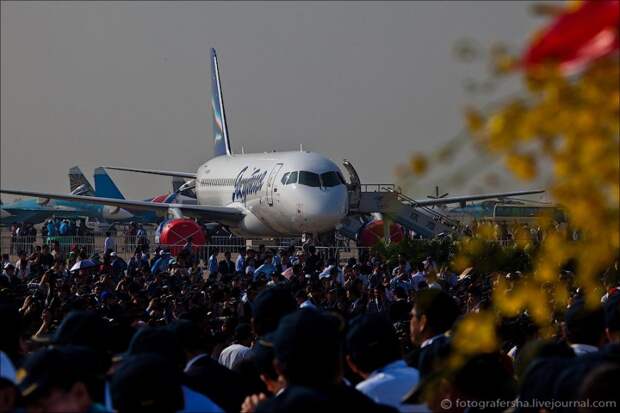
[
  {"xmin": 0, "ymin": 232, "xmax": 527, "ymax": 267},
  {"xmin": 0, "ymin": 234, "xmax": 369, "ymax": 265},
  {"xmin": 360, "ymin": 183, "xmax": 396, "ymax": 193}
]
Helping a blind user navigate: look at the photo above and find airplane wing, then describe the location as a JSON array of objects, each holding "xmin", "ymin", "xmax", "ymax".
[
  {"xmin": 409, "ymin": 189, "xmax": 545, "ymax": 207},
  {"xmin": 104, "ymin": 166, "xmax": 196, "ymax": 179},
  {"xmin": 0, "ymin": 189, "xmax": 243, "ymax": 225}
]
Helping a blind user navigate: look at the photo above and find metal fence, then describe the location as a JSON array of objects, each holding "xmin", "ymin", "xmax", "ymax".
[{"xmin": 0, "ymin": 232, "xmax": 373, "ymax": 265}]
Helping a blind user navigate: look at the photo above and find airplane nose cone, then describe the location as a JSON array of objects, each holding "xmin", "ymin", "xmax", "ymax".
[{"xmin": 299, "ymin": 189, "xmax": 348, "ymax": 232}]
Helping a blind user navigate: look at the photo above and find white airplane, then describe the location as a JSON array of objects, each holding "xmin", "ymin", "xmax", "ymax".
[{"xmin": 1, "ymin": 49, "xmax": 544, "ymax": 237}]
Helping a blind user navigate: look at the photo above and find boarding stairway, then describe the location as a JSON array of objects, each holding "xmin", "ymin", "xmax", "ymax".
[
  {"xmin": 337, "ymin": 160, "xmax": 459, "ymax": 240},
  {"xmin": 357, "ymin": 184, "xmax": 458, "ymax": 237}
]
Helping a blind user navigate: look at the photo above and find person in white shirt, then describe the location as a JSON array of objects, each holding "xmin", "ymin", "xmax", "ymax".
[
  {"xmin": 103, "ymin": 232, "xmax": 116, "ymax": 255},
  {"xmin": 14, "ymin": 251, "xmax": 30, "ymax": 280},
  {"xmin": 218, "ymin": 323, "xmax": 253, "ymax": 370},
  {"xmin": 346, "ymin": 313, "xmax": 420, "ymax": 412}
]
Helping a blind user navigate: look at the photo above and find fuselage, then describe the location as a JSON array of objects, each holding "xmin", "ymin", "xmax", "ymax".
[
  {"xmin": 195, "ymin": 151, "xmax": 349, "ymax": 236},
  {"xmin": 1, "ymin": 198, "xmax": 136, "ymax": 225}
]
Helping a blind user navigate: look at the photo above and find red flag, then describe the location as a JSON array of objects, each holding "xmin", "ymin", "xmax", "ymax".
[{"xmin": 523, "ymin": 0, "xmax": 619, "ymax": 74}]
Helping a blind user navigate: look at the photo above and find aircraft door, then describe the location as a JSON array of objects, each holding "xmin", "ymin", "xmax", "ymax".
[{"xmin": 266, "ymin": 163, "xmax": 283, "ymax": 206}]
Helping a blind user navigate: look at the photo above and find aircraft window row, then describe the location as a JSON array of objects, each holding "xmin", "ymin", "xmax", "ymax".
[
  {"xmin": 280, "ymin": 170, "xmax": 346, "ymax": 188},
  {"xmin": 282, "ymin": 171, "xmax": 297, "ymax": 185},
  {"xmin": 203, "ymin": 178, "xmax": 235, "ymax": 186},
  {"xmin": 320, "ymin": 171, "xmax": 344, "ymax": 187},
  {"xmin": 299, "ymin": 171, "xmax": 321, "ymax": 187}
]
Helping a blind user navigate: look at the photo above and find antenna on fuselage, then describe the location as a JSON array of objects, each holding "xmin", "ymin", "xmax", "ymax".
[
  {"xmin": 300, "ymin": 144, "xmax": 303, "ymax": 152},
  {"xmin": 241, "ymin": 146, "xmax": 245, "ymax": 154}
]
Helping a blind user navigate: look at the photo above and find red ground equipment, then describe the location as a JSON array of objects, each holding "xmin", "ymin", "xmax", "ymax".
[
  {"xmin": 358, "ymin": 219, "xmax": 405, "ymax": 247},
  {"xmin": 158, "ymin": 218, "xmax": 207, "ymax": 255}
]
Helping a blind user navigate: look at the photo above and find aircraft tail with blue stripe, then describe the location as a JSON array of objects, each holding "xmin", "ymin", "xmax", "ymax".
[
  {"xmin": 211, "ymin": 48, "xmax": 232, "ymax": 157},
  {"xmin": 94, "ymin": 167, "xmax": 125, "ymax": 199}
]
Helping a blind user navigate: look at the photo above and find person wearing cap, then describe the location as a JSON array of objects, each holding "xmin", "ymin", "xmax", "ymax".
[
  {"xmin": 252, "ymin": 309, "xmax": 397, "ymax": 413},
  {"xmin": 15, "ymin": 346, "xmax": 109, "ymax": 413},
  {"xmin": 346, "ymin": 314, "xmax": 420, "ymax": 411}
]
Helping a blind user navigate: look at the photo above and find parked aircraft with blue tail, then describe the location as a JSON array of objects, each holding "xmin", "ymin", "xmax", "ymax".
[
  {"xmin": 1, "ymin": 49, "xmax": 544, "ymax": 237},
  {"xmin": 2, "ymin": 167, "xmax": 176, "ymax": 225},
  {"xmin": 0, "ymin": 167, "xmax": 136, "ymax": 225}
]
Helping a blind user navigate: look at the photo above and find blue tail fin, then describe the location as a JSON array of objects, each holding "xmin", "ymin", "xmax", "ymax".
[
  {"xmin": 94, "ymin": 167, "xmax": 125, "ymax": 199},
  {"xmin": 211, "ymin": 48, "xmax": 232, "ymax": 157}
]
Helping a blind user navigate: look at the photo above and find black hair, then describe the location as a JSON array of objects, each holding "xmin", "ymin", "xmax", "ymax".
[
  {"xmin": 452, "ymin": 353, "xmax": 516, "ymax": 407},
  {"xmin": 414, "ymin": 289, "xmax": 460, "ymax": 335},
  {"xmin": 393, "ymin": 286, "xmax": 407, "ymax": 300},
  {"xmin": 346, "ymin": 314, "xmax": 401, "ymax": 374},
  {"xmin": 564, "ymin": 299, "xmax": 605, "ymax": 346},
  {"xmin": 579, "ymin": 363, "xmax": 620, "ymax": 412},
  {"xmin": 252, "ymin": 287, "xmax": 297, "ymax": 337},
  {"xmin": 274, "ymin": 310, "xmax": 342, "ymax": 387}
]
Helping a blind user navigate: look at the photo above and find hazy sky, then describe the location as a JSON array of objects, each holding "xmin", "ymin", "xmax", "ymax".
[{"xmin": 1, "ymin": 1, "xmax": 548, "ymax": 202}]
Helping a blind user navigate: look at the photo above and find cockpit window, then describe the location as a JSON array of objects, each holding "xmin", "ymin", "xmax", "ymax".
[
  {"xmin": 286, "ymin": 171, "xmax": 298, "ymax": 185},
  {"xmin": 298, "ymin": 171, "xmax": 321, "ymax": 187},
  {"xmin": 281, "ymin": 172, "xmax": 290, "ymax": 185},
  {"xmin": 320, "ymin": 171, "xmax": 343, "ymax": 187}
]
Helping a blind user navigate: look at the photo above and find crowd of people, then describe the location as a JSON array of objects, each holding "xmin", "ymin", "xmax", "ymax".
[{"xmin": 0, "ymin": 237, "xmax": 618, "ymax": 412}]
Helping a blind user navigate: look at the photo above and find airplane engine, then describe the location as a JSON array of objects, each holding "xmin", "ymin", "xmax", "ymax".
[
  {"xmin": 102, "ymin": 205, "xmax": 133, "ymax": 221},
  {"xmin": 158, "ymin": 218, "xmax": 207, "ymax": 255},
  {"xmin": 358, "ymin": 219, "xmax": 405, "ymax": 247}
]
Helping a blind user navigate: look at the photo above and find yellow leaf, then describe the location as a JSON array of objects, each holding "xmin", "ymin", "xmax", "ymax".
[{"xmin": 409, "ymin": 154, "xmax": 428, "ymax": 176}]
